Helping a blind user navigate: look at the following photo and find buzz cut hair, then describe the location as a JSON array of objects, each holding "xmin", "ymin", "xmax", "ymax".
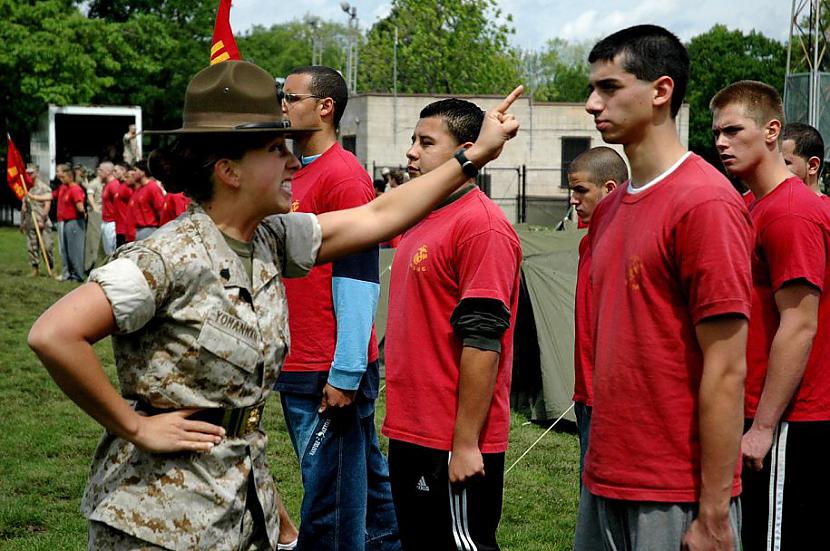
[
  {"xmin": 569, "ymin": 146, "xmax": 629, "ymax": 187},
  {"xmin": 709, "ymin": 80, "xmax": 785, "ymax": 131},
  {"xmin": 588, "ymin": 24, "xmax": 689, "ymax": 118},
  {"xmin": 419, "ymin": 98, "xmax": 485, "ymax": 146},
  {"xmin": 783, "ymin": 122, "xmax": 825, "ymax": 176}
]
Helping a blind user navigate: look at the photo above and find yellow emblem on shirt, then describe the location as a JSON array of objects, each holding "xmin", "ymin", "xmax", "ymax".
[{"xmin": 410, "ymin": 245, "xmax": 428, "ymax": 272}]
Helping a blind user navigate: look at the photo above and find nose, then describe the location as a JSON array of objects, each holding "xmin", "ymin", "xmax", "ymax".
[
  {"xmin": 585, "ymin": 90, "xmax": 601, "ymax": 115},
  {"xmin": 569, "ymin": 193, "xmax": 579, "ymax": 206},
  {"xmin": 281, "ymin": 99, "xmax": 289, "ymax": 115},
  {"xmin": 406, "ymin": 144, "xmax": 418, "ymax": 161},
  {"xmin": 713, "ymin": 133, "xmax": 728, "ymax": 151},
  {"xmin": 286, "ymin": 152, "xmax": 301, "ymax": 172}
]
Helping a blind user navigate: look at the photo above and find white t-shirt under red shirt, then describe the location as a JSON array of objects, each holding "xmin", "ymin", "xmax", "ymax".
[
  {"xmin": 585, "ymin": 153, "xmax": 753, "ymax": 502},
  {"xmin": 382, "ymin": 187, "xmax": 522, "ymax": 453}
]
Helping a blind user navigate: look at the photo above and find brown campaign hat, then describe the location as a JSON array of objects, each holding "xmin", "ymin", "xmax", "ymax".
[{"xmin": 145, "ymin": 61, "xmax": 319, "ymax": 134}]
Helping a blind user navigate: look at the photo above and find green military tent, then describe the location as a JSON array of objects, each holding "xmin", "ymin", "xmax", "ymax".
[{"xmin": 374, "ymin": 224, "xmax": 584, "ymax": 424}]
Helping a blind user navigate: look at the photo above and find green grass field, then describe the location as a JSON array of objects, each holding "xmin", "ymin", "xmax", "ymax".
[{"xmin": 0, "ymin": 226, "xmax": 579, "ymax": 550}]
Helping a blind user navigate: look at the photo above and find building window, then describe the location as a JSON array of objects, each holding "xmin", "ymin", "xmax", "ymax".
[
  {"xmin": 342, "ymin": 135, "xmax": 357, "ymax": 155},
  {"xmin": 561, "ymin": 137, "xmax": 591, "ymax": 188}
]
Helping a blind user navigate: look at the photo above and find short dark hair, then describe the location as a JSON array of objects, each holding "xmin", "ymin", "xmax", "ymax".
[
  {"xmin": 710, "ymin": 80, "xmax": 785, "ymax": 131},
  {"xmin": 373, "ymin": 178, "xmax": 386, "ymax": 193},
  {"xmin": 589, "ymin": 24, "xmax": 689, "ymax": 118},
  {"xmin": 419, "ymin": 98, "xmax": 484, "ymax": 145},
  {"xmin": 783, "ymin": 122, "xmax": 825, "ymax": 173},
  {"xmin": 569, "ymin": 146, "xmax": 629, "ymax": 186},
  {"xmin": 289, "ymin": 65, "xmax": 349, "ymax": 127}
]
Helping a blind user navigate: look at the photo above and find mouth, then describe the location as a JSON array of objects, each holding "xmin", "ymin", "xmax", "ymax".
[
  {"xmin": 407, "ymin": 166, "xmax": 419, "ymax": 177},
  {"xmin": 594, "ymin": 119, "xmax": 609, "ymax": 131},
  {"xmin": 719, "ymin": 154, "xmax": 735, "ymax": 164},
  {"xmin": 280, "ymin": 179, "xmax": 292, "ymax": 194}
]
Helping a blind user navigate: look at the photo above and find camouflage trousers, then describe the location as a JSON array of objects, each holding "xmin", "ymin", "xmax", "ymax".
[
  {"xmin": 25, "ymin": 222, "xmax": 54, "ymax": 270},
  {"xmin": 87, "ymin": 476, "xmax": 273, "ymax": 550}
]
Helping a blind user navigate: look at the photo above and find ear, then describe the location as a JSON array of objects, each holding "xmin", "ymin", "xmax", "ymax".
[
  {"xmin": 652, "ymin": 75, "xmax": 674, "ymax": 110},
  {"xmin": 808, "ymin": 155, "xmax": 822, "ymax": 176},
  {"xmin": 460, "ymin": 140, "xmax": 475, "ymax": 150},
  {"xmin": 603, "ymin": 179, "xmax": 618, "ymax": 194},
  {"xmin": 319, "ymin": 97, "xmax": 335, "ymax": 119},
  {"xmin": 765, "ymin": 119, "xmax": 782, "ymax": 146},
  {"xmin": 213, "ymin": 158, "xmax": 241, "ymax": 190}
]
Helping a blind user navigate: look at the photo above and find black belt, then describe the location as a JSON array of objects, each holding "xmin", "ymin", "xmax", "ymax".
[{"xmin": 135, "ymin": 400, "xmax": 266, "ymax": 438}]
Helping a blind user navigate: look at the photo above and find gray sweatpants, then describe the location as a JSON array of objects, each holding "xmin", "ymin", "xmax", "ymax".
[
  {"xmin": 61, "ymin": 218, "xmax": 86, "ymax": 281},
  {"xmin": 574, "ymin": 487, "xmax": 741, "ymax": 551}
]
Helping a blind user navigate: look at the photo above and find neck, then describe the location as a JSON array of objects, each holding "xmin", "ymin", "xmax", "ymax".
[
  {"xmin": 741, "ymin": 153, "xmax": 793, "ymax": 199},
  {"xmin": 202, "ymin": 193, "xmax": 261, "ymax": 242},
  {"xmin": 623, "ymin": 120, "xmax": 687, "ymax": 187},
  {"xmin": 807, "ymin": 178, "xmax": 822, "ymax": 195},
  {"xmin": 297, "ymin": 127, "xmax": 338, "ymax": 157}
]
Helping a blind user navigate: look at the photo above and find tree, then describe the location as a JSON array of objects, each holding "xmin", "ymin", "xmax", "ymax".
[
  {"xmin": 521, "ymin": 38, "xmax": 591, "ymax": 103},
  {"xmin": 358, "ymin": 0, "xmax": 520, "ymax": 95},
  {"xmin": 686, "ymin": 25, "xmax": 787, "ymax": 168}
]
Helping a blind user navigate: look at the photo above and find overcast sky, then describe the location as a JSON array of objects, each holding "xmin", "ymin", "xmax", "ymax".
[{"xmin": 230, "ymin": 0, "xmax": 792, "ymax": 50}]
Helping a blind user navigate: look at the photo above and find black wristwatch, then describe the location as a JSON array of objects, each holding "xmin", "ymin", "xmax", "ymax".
[{"xmin": 453, "ymin": 148, "xmax": 479, "ymax": 178}]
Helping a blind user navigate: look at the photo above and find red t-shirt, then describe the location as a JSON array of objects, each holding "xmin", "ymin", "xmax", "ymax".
[
  {"xmin": 159, "ymin": 193, "xmax": 191, "ymax": 225},
  {"xmin": 742, "ymin": 189, "xmax": 755, "ymax": 207},
  {"xmin": 114, "ymin": 182, "xmax": 135, "ymax": 241},
  {"xmin": 133, "ymin": 180, "xmax": 165, "ymax": 227},
  {"xmin": 745, "ymin": 177, "xmax": 830, "ymax": 421},
  {"xmin": 101, "ymin": 178, "xmax": 120, "ymax": 222},
  {"xmin": 585, "ymin": 153, "xmax": 753, "ymax": 502},
  {"xmin": 56, "ymin": 183, "xmax": 85, "ymax": 221},
  {"xmin": 572, "ymin": 233, "xmax": 593, "ymax": 405},
  {"xmin": 282, "ymin": 143, "xmax": 379, "ymax": 372},
  {"xmin": 382, "ymin": 187, "xmax": 522, "ymax": 453}
]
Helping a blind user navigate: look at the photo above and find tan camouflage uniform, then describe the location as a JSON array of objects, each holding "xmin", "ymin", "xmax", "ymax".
[
  {"xmin": 85, "ymin": 203, "xmax": 321, "ymax": 550},
  {"xmin": 22, "ymin": 178, "xmax": 54, "ymax": 269}
]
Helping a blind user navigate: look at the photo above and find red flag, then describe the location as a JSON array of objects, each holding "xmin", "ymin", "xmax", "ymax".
[
  {"xmin": 6, "ymin": 134, "xmax": 31, "ymax": 201},
  {"xmin": 210, "ymin": 0, "xmax": 241, "ymax": 65}
]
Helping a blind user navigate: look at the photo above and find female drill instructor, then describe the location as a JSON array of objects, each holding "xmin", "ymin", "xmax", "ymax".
[{"xmin": 28, "ymin": 60, "xmax": 522, "ymax": 550}]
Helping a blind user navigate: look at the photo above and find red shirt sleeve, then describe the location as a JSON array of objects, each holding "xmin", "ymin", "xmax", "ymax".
[
  {"xmin": 674, "ymin": 200, "xmax": 753, "ymax": 324},
  {"xmin": 456, "ymin": 228, "xmax": 521, "ymax": 309},
  {"xmin": 760, "ymin": 215, "xmax": 826, "ymax": 292},
  {"xmin": 324, "ymin": 178, "xmax": 374, "ymax": 212}
]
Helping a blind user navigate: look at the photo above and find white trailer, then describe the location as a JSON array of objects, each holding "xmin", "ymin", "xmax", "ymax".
[{"xmin": 29, "ymin": 104, "xmax": 142, "ymax": 180}]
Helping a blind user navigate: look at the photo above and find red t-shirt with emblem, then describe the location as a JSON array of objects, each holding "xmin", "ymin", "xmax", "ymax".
[
  {"xmin": 101, "ymin": 178, "xmax": 120, "ymax": 222},
  {"xmin": 282, "ymin": 143, "xmax": 379, "ymax": 372},
  {"xmin": 572, "ymin": 233, "xmax": 593, "ymax": 405},
  {"xmin": 114, "ymin": 182, "xmax": 135, "ymax": 241},
  {"xmin": 585, "ymin": 153, "xmax": 752, "ymax": 502},
  {"xmin": 133, "ymin": 180, "xmax": 165, "ymax": 227},
  {"xmin": 382, "ymin": 187, "xmax": 522, "ymax": 453},
  {"xmin": 745, "ymin": 177, "xmax": 830, "ymax": 421}
]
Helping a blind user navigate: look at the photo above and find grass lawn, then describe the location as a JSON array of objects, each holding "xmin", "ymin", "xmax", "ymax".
[{"xmin": 0, "ymin": 226, "xmax": 579, "ymax": 550}]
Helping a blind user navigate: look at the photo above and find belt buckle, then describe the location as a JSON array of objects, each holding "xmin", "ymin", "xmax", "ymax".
[{"xmin": 242, "ymin": 404, "xmax": 263, "ymax": 435}]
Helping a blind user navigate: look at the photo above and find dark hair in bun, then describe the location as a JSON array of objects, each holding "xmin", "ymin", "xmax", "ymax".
[{"xmin": 148, "ymin": 132, "xmax": 281, "ymax": 203}]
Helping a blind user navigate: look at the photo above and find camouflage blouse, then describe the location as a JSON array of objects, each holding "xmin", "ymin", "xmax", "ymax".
[{"xmin": 83, "ymin": 204, "xmax": 321, "ymax": 550}]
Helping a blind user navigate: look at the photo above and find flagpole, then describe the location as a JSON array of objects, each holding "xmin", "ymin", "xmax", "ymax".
[{"xmin": 19, "ymin": 172, "xmax": 53, "ymax": 277}]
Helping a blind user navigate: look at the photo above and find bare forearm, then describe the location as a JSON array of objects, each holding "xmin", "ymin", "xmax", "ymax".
[
  {"xmin": 453, "ymin": 347, "xmax": 499, "ymax": 449},
  {"xmin": 753, "ymin": 324, "xmax": 814, "ymax": 430}
]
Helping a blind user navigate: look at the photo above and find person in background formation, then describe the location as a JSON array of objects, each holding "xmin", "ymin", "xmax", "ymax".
[
  {"xmin": 123, "ymin": 124, "xmax": 139, "ymax": 165},
  {"xmin": 711, "ymin": 80, "xmax": 830, "ymax": 551},
  {"xmin": 27, "ymin": 59, "xmax": 521, "ymax": 551},
  {"xmin": 100, "ymin": 162, "xmax": 119, "ymax": 256},
  {"xmin": 20, "ymin": 164, "xmax": 54, "ymax": 277},
  {"xmin": 131, "ymin": 160, "xmax": 166, "ymax": 240},
  {"xmin": 276, "ymin": 64, "xmax": 398, "ymax": 551},
  {"xmin": 113, "ymin": 162, "xmax": 136, "ymax": 246},
  {"xmin": 373, "ymin": 178, "xmax": 386, "ymax": 197},
  {"xmin": 84, "ymin": 164, "xmax": 104, "ymax": 273},
  {"xmin": 54, "ymin": 163, "xmax": 87, "ymax": 282},
  {"xmin": 160, "ymin": 190, "xmax": 191, "ymax": 226},
  {"xmin": 384, "ymin": 98, "xmax": 522, "ymax": 551},
  {"xmin": 567, "ymin": 146, "xmax": 627, "ymax": 480},
  {"xmin": 782, "ymin": 122, "xmax": 826, "ymax": 198},
  {"xmin": 574, "ymin": 25, "xmax": 752, "ymax": 551}
]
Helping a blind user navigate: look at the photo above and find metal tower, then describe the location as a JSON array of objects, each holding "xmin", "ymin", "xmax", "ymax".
[{"xmin": 785, "ymin": 0, "xmax": 830, "ymax": 148}]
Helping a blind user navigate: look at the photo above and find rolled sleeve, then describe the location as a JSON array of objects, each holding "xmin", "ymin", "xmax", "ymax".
[{"xmin": 263, "ymin": 212, "xmax": 322, "ymax": 278}]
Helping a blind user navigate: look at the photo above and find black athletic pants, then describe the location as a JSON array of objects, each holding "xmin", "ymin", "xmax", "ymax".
[
  {"xmin": 388, "ymin": 439, "xmax": 505, "ymax": 551},
  {"xmin": 741, "ymin": 419, "xmax": 830, "ymax": 551}
]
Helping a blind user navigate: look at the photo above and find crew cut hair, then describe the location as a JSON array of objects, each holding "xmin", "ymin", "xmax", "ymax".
[
  {"xmin": 288, "ymin": 65, "xmax": 349, "ymax": 127},
  {"xmin": 419, "ymin": 98, "xmax": 484, "ymax": 145},
  {"xmin": 709, "ymin": 80, "xmax": 785, "ymax": 132},
  {"xmin": 569, "ymin": 146, "xmax": 629, "ymax": 186},
  {"xmin": 783, "ymin": 122, "xmax": 825, "ymax": 175},
  {"xmin": 589, "ymin": 24, "xmax": 689, "ymax": 118}
]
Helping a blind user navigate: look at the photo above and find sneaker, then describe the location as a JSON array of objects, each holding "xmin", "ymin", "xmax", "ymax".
[{"xmin": 277, "ymin": 539, "xmax": 298, "ymax": 550}]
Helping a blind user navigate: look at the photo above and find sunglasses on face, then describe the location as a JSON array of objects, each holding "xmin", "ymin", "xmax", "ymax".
[{"xmin": 281, "ymin": 93, "xmax": 323, "ymax": 105}]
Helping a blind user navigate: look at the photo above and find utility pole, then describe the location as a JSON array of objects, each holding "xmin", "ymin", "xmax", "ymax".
[
  {"xmin": 340, "ymin": 2, "xmax": 358, "ymax": 93},
  {"xmin": 785, "ymin": 0, "xmax": 830, "ymax": 155}
]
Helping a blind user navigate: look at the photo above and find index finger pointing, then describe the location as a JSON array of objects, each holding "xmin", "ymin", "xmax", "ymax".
[{"xmin": 495, "ymin": 85, "xmax": 524, "ymax": 114}]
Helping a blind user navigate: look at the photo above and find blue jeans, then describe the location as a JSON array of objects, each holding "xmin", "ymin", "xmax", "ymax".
[{"xmin": 279, "ymin": 369, "xmax": 399, "ymax": 551}]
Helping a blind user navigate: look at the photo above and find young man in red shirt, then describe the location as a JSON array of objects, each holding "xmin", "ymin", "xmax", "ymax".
[
  {"xmin": 55, "ymin": 163, "xmax": 87, "ymax": 281},
  {"xmin": 711, "ymin": 81, "xmax": 830, "ymax": 550},
  {"xmin": 113, "ymin": 162, "xmax": 135, "ymax": 246},
  {"xmin": 567, "ymin": 146, "xmax": 627, "ymax": 479},
  {"xmin": 100, "ymin": 162, "xmax": 119, "ymax": 255},
  {"xmin": 275, "ymin": 65, "xmax": 398, "ymax": 550},
  {"xmin": 782, "ymin": 122, "xmax": 826, "ymax": 198},
  {"xmin": 574, "ymin": 25, "xmax": 753, "ymax": 551},
  {"xmin": 383, "ymin": 98, "xmax": 522, "ymax": 551},
  {"xmin": 131, "ymin": 160, "xmax": 165, "ymax": 240}
]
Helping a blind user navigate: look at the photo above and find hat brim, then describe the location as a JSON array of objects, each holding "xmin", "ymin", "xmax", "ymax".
[{"xmin": 144, "ymin": 122, "xmax": 320, "ymax": 135}]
